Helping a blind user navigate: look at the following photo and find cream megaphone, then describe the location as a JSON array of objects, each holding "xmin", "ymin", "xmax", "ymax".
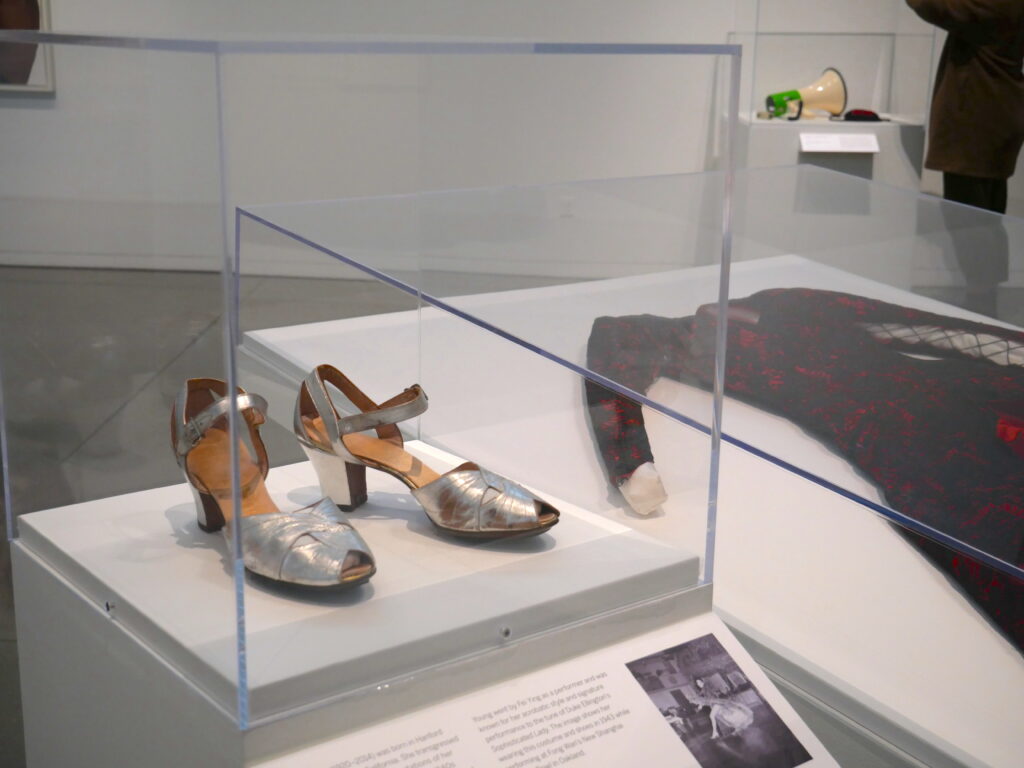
[{"xmin": 765, "ymin": 68, "xmax": 847, "ymax": 120}]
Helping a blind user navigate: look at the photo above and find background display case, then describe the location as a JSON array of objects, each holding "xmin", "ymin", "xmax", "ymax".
[
  {"xmin": 730, "ymin": 0, "xmax": 936, "ymax": 190},
  {"xmin": 0, "ymin": 32, "xmax": 740, "ymax": 767}
]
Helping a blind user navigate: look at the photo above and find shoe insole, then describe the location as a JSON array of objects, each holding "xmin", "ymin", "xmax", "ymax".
[
  {"xmin": 187, "ymin": 426, "xmax": 278, "ymax": 519},
  {"xmin": 305, "ymin": 416, "xmax": 440, "ymax": 488}
]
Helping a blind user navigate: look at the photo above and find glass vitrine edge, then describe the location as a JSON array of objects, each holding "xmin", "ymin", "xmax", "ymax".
[
  {"xmin": 0, "ymin": 28, "xmax": 218, "ymax": 52},
  {"xmin": 238, "ymin": 160, "xmax": 1008, "ymax": 233},
  {"xmin": 0, "ymin": 30, "xmax": 738, "ymax": 58},
  {"xmin": 705, "ymin": 47, "xmax": 742, "ymax": 587},
  {"xmin": 747, "ymin": 31, "xmax": 935, "ymax": 39},
  {"xmin": 242, "ymin": 166, "xmax": 734, "ymax": 216},
  {"xmin": 798, "ymin": 164, "xmax": 1024, "ymax": 224},
  {"xmin": 0, "ymin": 362, "xmax": 13, "ymax": 541},
  {"xmin": 221, "ymin": 30, "xmax": 249, "ymax": 717}
]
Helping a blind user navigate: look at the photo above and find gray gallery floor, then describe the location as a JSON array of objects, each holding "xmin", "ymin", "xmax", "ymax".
[{"xmin": 0, "ymin": 265, "xmax": 1019, "ymax": 768}]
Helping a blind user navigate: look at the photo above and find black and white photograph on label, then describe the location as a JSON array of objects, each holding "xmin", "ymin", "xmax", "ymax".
[{"xmin": 626, "ymin": 634, "xmax": 811, "ymax": 768}]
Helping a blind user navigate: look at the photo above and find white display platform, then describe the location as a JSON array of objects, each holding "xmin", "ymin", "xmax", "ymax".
[
  {"xmin": 15, "ymin": 532, "xmax": 714, "ymax": 767},
  {"xmin": 17, "ymin": 441, "xmax": 697, "ymax": 724},
  {"xmin": 241, "ymin": 255, "xmax": 1024, "ymax": 768}
]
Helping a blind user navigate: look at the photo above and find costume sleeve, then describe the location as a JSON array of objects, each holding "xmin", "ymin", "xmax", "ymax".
[
  {"xmin": 585, "ymin": 316, "xmax": 659, "ymax": 486},
  {"xmin": 584, "ymin": 310, "xmax": 730, "ymax": 487}
]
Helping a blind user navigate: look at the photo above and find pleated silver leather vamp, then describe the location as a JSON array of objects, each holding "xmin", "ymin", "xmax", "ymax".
[
  {"xmin": 412, "ymin": 462, "xmax": 556, "ymax": 534},
  {"xmin": 238, "ymin": 497, "xmax": 374, "ymax": 586}
]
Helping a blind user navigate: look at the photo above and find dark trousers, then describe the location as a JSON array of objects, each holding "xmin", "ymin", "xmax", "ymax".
[
  {"xmin": 943, "ymin": 172, "xmax": 1008, "ymax": 215},
  {"xmin": 942, "ymin": 172, "xmax": 1009, "ymax": 316}
]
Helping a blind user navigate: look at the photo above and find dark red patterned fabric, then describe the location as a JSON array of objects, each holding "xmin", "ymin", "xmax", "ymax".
[
  {"xmin": 585, "ymin": 288, "xmax": 1024, "ymax": 650},
  {"xmin": 997, "ymin": 410, "xmax": 1024, "ymax": 458}
]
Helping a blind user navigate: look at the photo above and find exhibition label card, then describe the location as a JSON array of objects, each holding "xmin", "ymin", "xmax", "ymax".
[
  {"xmin": 255, "ymin": 613, "xmax": 838, "ymax": 768},
  {"xmin": 799, "ymin": 133, "xmax": 879, "ymax": 153}
]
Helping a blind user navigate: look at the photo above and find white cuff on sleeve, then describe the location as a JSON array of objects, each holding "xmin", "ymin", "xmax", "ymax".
[{"xmin": 619, "ymin": 461, "xmax": 667, "ymax": 516}]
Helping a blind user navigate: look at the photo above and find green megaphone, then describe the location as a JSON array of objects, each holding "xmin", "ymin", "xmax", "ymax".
[{"xmin": 765, "ymin": 68, "xmax": 847, "ymax": 120}]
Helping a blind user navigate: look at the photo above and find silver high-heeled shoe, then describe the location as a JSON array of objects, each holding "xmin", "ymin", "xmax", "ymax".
[
  {"xmin": 293, "ymin": 364, "xmax": 560, "ymax": 539},
  {"xmin": 171, "ymin": 377, "xmax": 376, "ymax": 588}
]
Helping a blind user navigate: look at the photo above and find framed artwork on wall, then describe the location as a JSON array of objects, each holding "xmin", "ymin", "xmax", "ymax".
[{"xmin": 1, "ymin": 0, "xmax": 55, "ymax": 95}]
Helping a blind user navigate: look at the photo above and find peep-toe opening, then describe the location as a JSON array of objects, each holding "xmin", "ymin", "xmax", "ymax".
[{"xmin": 173, "ymin": 377, "xmax": 376, "ymax": 589}]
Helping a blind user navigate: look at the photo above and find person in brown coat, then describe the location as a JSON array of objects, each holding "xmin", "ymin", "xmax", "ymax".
[{"xmin": 907, "ymin": 0, "xmax": 1024, "ymax": 316}]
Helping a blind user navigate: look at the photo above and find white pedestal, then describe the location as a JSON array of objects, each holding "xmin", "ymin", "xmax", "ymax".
[
  {"xmin": 14, "ymin": 538, "xmax": 713, "ymax": 767},
  {"xmin": 14, "ymin": 445, "xmax": 704, "ymax": 766}
]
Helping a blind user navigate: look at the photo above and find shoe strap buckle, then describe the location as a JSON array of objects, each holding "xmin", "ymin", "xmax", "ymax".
[{"xmin": 184, "ymin": 418, "xmax": 205, "ymax": 447}]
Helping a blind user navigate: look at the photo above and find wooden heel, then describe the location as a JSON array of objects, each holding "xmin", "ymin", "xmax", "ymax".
[
  {"xmin": 340, "ymin": 461, "xmax": 368, "ymax": 511},
  {"xmin": 192, "ymin": 486, "xmax": 226, "ymax": 532}
]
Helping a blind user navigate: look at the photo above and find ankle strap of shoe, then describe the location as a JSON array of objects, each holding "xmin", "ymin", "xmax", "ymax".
[
  {"xmin": 337, "ymin": 385, "xmax": 428, "ymax": 437},
  {"xmin": 173, "ymin": 387, "xmax": 268, "ymax": 464},
  {"xmin": 298, "ymin": 365, "xmax": 428, "ymax": 453}
]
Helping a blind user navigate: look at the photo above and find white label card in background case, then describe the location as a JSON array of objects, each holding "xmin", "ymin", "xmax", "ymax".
[
  {"xmin": 800, "ymin": 133, "xmax": 880, "ymax": 154},
  {"xmin": 256, "ymin": 613, "xmax": 837, "ymax": 768}
]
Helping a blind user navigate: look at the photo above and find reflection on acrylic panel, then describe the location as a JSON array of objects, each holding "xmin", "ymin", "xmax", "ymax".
[
  {"xmin": 0, "ymin": 0, "xmax": 54, "ymax": 94},
  {"xmin": 626, "ymin": 634, "xmax": 811, "ymax": 768}
]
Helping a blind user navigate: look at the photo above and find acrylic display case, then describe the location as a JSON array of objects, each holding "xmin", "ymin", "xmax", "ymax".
[
  {"xmin": 3, "ymin": 24, "xmax": 1021, "ymax": 768},
  {"xmin": 719, "ymin": 164, "xmax": 1024, "ymax": 768},
  {"xmin": 240, "ymin": 165, "xmax": 1024, "ymax": 768},
  {"xmin": 231, "ymin": 173, "xmax": 734, "ymax": 739},
  {"xmin": 0, "ymin": 31, "xmax": 740, "ymax": 767}
]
